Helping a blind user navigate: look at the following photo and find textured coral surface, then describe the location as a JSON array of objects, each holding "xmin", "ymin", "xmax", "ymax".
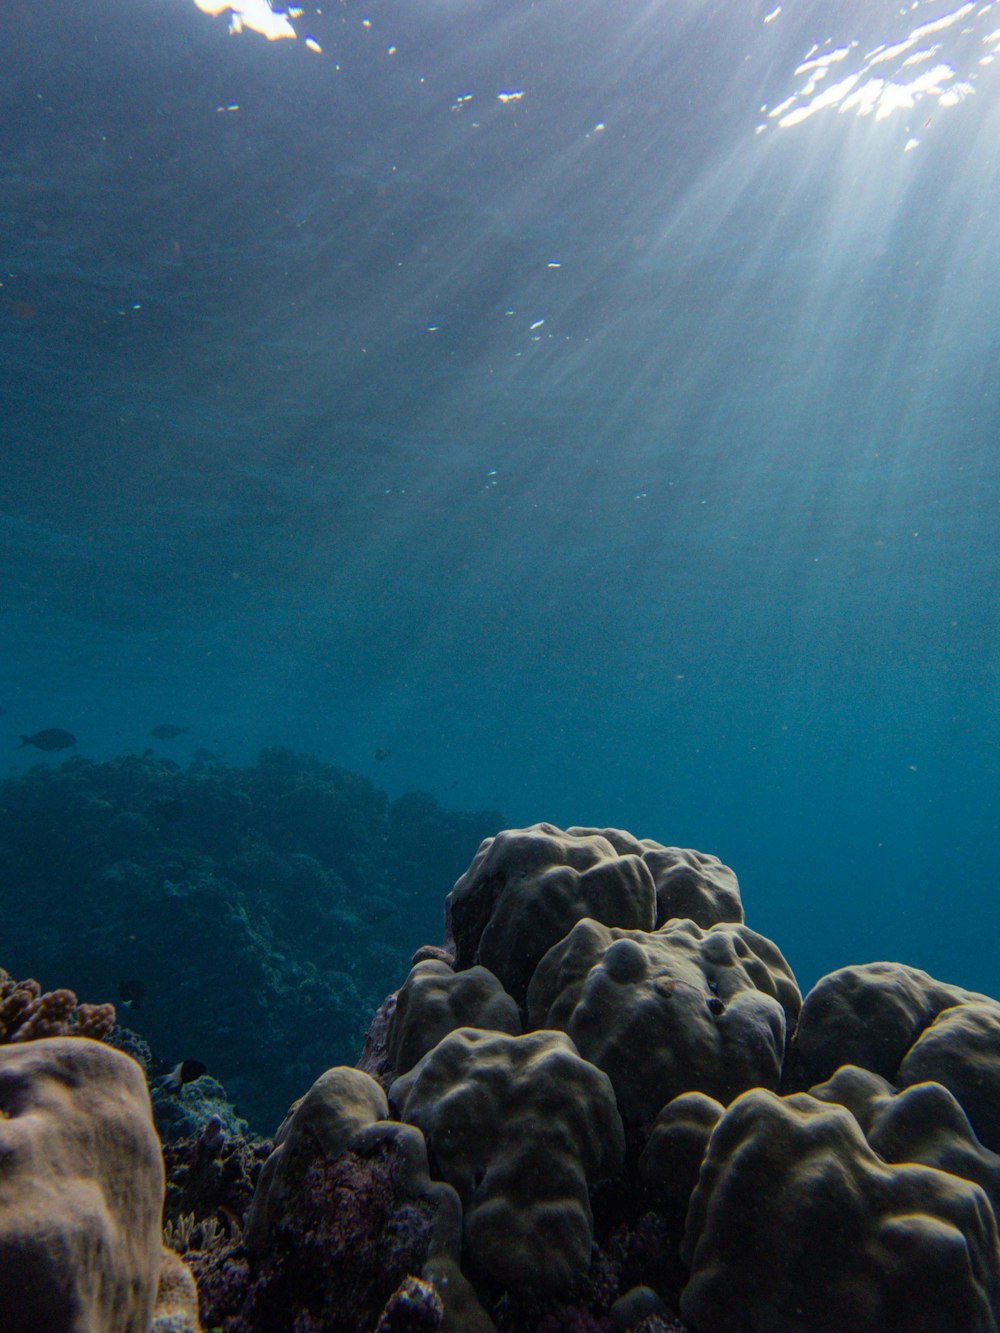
[
  {"xmin": 0, "ymin": 1037, "xmax": 169, "ymax": 1333},
  {"xmin": 391, "ymin": 1026, "xmax": 625, "ymax": 1297},
  {"xmin": 12, "ymin": 820, "xmax": 1000, "ymax": 1333}
]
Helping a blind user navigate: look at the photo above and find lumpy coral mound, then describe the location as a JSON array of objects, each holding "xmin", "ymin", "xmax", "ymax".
[
  {"xmin": 378, "ymin": 823, "xmax": 1000, "ymax": 1330},
  {"xmin": 390, "ymin": 1026, "xmax": 625, "ymax": 1298},
  {"xmin": 11, "ymin": 819, "xmax": 1000, "ymax": 1333},
  {"xmin": 0, "ymin": 1036, "xmax": 199, "ymax": 1333}
]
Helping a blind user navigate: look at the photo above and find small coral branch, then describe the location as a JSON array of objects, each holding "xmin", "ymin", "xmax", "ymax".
[
  {"xmin": 0, "ymin": 967, "xmax": 116, "ymax": 1044},
  {"xmin": 163, "ymin": 1210, "xmax": 235, "ymax": 1254}
]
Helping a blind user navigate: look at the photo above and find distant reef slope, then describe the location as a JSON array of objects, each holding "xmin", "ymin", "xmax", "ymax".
[{"xmin": 0, "ymin": 747, "xmax": 502, "ymax": 1130}]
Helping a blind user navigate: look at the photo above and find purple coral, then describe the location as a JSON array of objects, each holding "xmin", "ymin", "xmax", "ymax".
[{"xmin": 196, "ymin": 1143, "xmax": 437, "ymax": 1333}]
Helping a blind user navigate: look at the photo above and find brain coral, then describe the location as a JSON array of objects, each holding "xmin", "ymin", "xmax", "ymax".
[
  {"xmin": 0, "ymin": 1036, "xmax": 167, "ymax": 1333},
  {"xmin": 387, "ymin": 959, "xmax": 521, "ymax": 1075},
  {"xmin": 808, "ymin": 1064, "xmax": 1000, "ymax": 1220},
  {"xmin": 899, "ymin": 1001, "xmax": 1000, "ymax": 1153},
  {"xmin": 790, "ymin": 961, "xmax": 1000, "ymax": 1150},
  {"xmin": 789, "ymin": 960, "xmax": 984, "ymax": 1086},
  {"xmin": 680, "ymin": 1086, "xmax": 1000, "ymax": 1333},
  {"xmin": 390, "ymin": 1026, "xmax": 625, "ymax": 1297},
  {"xmin": 526, "ymin": 916, "xmax": 800, "ymax": 1132},
  {"xmin": 560, "ymin": 827, "xmax": 744, "ymax": 928},
  {"xmin": 444, "ymin": 824, "xmax": 657, "ymax": 1006}
]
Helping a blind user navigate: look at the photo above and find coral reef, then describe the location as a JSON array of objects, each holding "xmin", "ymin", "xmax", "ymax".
[
  {"xmin": 10, "ymin": 816, "xmax": 1000, "ymax": 1332},
  {"xmin": 680, "ymin": 1086, "xmax": 1000, "ymax": 1333},
  {"xmin": 445, "ymin": 824, "xmax": 658, "ymax": 1007},
  {"xmin": 788, "ymin": 959, "xmax": 989, "ymax": 1088},
  {"xmin": 381, "ymin": 823, "xmax": 1000, "ymax": 1328},
  {"xmin": 0, "ymin": 1035, "xmax": 196, "ymax": 1333},
  {"xmin": 526, "ymin": 916, "xmax": 799, "ymax": 1136},
  {"xmin": 390, "ymin": 1027, "xmax": 625, "ymax": 1297},
  {"xmin": 0, "ymin": 748, "xmax": 501, "ymax": 1129},
  {"xmin": 162, "ymin": 1119, "xmax": 271, "ymax": 1243},
  {"xmin": 245, "ymin": 1066, "xmax": 392, "ymax": 1254},
  {"xmin": 199, "ymin": 1091, "xmax": 489, "ymax": 1332},
  {"xmin": 789, "ymin": 960, "xmax": 1000, "ymax": 1152},
  {"xmin": 638, "ymin": 1092, "xmax": 725, "ymax": 1216},
  {"xmin": 387, "ymin": 958, "xmax": 521, "ymax": 1075},
  {"xmin": 0, "ymin": 966, "xmax": 115, "ymax": 1043},
  {"xmin": 153, "ymin": 1073, "xmax": 250, "ymax": 1144}
]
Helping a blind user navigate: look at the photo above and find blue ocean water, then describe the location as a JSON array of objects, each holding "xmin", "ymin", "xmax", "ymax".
[{"xmin": 1, "ymin": 0, "xmax": 997, "ymax": 1014}]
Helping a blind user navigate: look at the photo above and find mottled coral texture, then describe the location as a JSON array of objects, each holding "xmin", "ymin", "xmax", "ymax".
[
  {"xmin": 680, "ymin": 1087, "xmax": 1000, "ymax": 1333},
  {"xmin": 0, "ymin": 1036, "xmax": 186, "ymax": 1333},
  {"xmin": 527, "ymin": 916, "xmax": 799, "ymax": 1135},
  {"xmin": 14, "ymin": 819, "xmax": 1000, "ymax": 1333},
  {"xmin": 0, "ymin": 966, "xmax": 115, "ymax": 1043},
  {"xmin": 391, "ymin": 1027, "xmax": 625, "ymax": 1297}
]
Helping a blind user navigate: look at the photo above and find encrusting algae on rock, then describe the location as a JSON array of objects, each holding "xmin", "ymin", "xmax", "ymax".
[{"xmin": 7, "ymin": 820, "xmax": 1000, "ymax": 1332}]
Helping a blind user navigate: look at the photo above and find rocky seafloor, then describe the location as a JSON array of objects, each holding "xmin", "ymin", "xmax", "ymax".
[{"xmin": 4, "ymin": 808, "xmax": 1000, "ymax": 1332}]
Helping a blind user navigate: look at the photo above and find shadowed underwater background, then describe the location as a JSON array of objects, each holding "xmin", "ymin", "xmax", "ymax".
[{"xmin": 1, "ymin": 0, "xmax": 998, "ymax": 1076}]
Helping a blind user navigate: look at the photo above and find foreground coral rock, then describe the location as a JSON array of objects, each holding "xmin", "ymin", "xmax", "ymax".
[
  {"xmin": 680, "ymin": 1087, "xmax": 1000, "ymax": 1333},
  {"xmin": 444, "ymin": 823, "xmax": 659, "ymax": 1006},
  {"xmin": 235, "ymin": 824, "xmax": 1000, "ymax": 1330},
  {"xmin": 526, "ymin": 915, "xmax": 799, "ymax": 1135},
  {"xmin": 0, "ymin": 1037, "xmax": 178, "ymax": 1333},
  {"xmin": 390, "ymin": 1026, "xmax": 625, "ymax": 1296},
  {"xmin": 10, "ymin": 821, "xmax": 1000, "ymax": 1332}
]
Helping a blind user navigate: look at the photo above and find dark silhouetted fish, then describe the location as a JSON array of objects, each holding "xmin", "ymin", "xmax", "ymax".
[
  {"xmin": 151, "ymin": 724, "xmax": 190, "ymax": 740},
  {"xmin": 118, "ymin": 979, "xmax": 147, "ymax": 1010},
  {"xmin": 160, "ymin": 1059, "xmax": 207, "ymax": 1090},
  {"xmin": 374, "ymin": 747, "xmax": 392, "ymax": 762},
  {"xmin": 16, "ymin": 729, "xmax": 76, "ymax": 751}
]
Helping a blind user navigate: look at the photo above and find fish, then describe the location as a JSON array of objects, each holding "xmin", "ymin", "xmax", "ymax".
[
  {"xmin": 118, "ymin": 979, "xmax": 147, "ymax": 1010},
  {"xmin": 15, "ymin": 729, "xmax": 76, "ymax": 751},
  {"xmin": 374, "ymin": 747, "xmax": 392, "ymax": 762},
  {"xmin": 151, "ymin": 724, "xmax": 190, "ymax": 740},
  {"xmin": 160, "ymin": 1059, "xmax": 207, "ymax": 1090}
]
